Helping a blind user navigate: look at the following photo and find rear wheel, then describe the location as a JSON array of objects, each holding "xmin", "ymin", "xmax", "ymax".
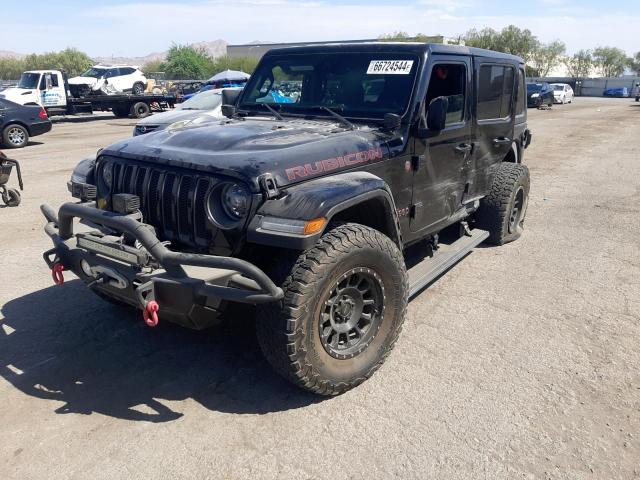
[
  {"xmin": 256, "ymin": 223, "xmax": 408, "ymax": 395},
  {"xmin": 130, "ymin": 102, "xmax": 150, "ymax": 119},
  {"xmin": 476, "ymin": 162, "xmax": 530, "ymax": 245},
  {"xmin": 2, "ymin": 124, "xmax": 29, "ymax": 149}
]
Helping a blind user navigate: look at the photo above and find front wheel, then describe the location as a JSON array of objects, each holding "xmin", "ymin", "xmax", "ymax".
[
  {"xmin": 2, "ymin": 188, "xmax": 21, "ymax": 207},
  {"xmin": 476, "ymin": 162, "xmax": 530, "ymax": 245},
  {"xmin": 256, "ymin": 223, "xmax": 408, "ymax": 395}
]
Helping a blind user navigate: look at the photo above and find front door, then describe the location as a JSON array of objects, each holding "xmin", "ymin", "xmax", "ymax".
[{"xmin": 410, "ymin": 56, "xmax": 473, "ymax": 233}]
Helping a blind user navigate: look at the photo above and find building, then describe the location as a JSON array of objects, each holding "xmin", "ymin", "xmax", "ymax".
[{"xmin": 227, "ymin": 36, "xmax": 463, "ymax": 59}]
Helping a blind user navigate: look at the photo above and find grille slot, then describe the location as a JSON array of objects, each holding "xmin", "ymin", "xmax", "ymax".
[{"xmin": 109, "ymin": 160, "xmax": 215, "ymax": 250}]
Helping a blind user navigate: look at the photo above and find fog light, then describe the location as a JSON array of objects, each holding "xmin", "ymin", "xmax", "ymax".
[{"xmin": 112, "ymin": 193, "xmax": 140, "ymax": 214}]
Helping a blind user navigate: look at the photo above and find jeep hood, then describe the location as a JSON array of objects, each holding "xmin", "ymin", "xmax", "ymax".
[{"xmin": 100, "ymin": 118, "xmax": 391, "ymax": 191}]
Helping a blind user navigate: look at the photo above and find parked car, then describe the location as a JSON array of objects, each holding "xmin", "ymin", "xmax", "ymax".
[
  {"xmin": 603, "ymin": 87, "xmax": 629, "ymax": 98},
  {"xmin": 68, "ymin": 65, "xmax": 147, "ymax": 97},
  {"xmin": 133, "ymin": 88, "xmax": 234, "ymax": 136},
  {"xmin": 0, "ymin": 98, "xmax": 51, "ymax": 148},
  {"xmin": 44, "ymin": 42, "xmax": 532, "ymax": 395},
  {"xmin": 527, "ymin": 82, "xmax": 554, "ymax": 108},
  {"xmin": 550, "ymin": 83, "xmax": 574, "ymax": 104}
]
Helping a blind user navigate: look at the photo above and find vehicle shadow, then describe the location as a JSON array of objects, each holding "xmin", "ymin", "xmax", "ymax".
[{"xmin": 0, "ymin": 280, "xmax": 321, "ymax": 422}]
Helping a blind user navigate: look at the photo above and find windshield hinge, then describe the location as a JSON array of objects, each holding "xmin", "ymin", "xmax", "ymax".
[{"xmin": 259, "ymin": 173, "xmax": 279, "ymax": 199}]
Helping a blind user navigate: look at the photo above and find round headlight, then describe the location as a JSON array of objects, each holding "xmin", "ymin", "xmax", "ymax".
[
  {"xmin": 101, "ymin": 162, "xmax": 113, "ymax": 189},
  {"xmin": 222, "ymin": 183, "xmax": 250, "ymax": 219}
]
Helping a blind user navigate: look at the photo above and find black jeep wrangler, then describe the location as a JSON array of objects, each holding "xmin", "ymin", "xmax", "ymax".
[{"xmin": 42, "ymin": 43, "xmax": 532, "ymax": 395}]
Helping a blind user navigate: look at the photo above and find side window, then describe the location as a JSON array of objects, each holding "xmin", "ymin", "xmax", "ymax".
[
  {"xmin": 39, "ymin": 75, "xmax": 46, "ymax": 90},
  {"xmin": 425, "ymin": 63, "xmax": 467, "ymax": 125},
  {"xmin": 500, "ymin": 67, "xmax": 514, "ymax": 117},
  {"xmin": 50, "ymin": 74, "xmax": 59, "ymax": 88},
  {"xmin": 105, "ymin": 69, "xmax": 118, "ymax": 78},
  {"xmin": 120, "ymin": 67, "xmax": 134, "ymax": 75},
  {"xmin": 515, "ymin": 68, "xmax": 526, "ymax": 117},
  {"xmin": 477, "ymin": 65, "xmax": 514, "ymax": 120}
]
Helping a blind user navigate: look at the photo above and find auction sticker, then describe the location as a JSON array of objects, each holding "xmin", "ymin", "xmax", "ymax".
[{"xmin": 367, "ymin": 60, "xmax": 414, "ymax": 74}]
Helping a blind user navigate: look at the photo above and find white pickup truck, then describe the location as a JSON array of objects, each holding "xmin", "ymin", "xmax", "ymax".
[{"xmin": 0, "ymin": 70, "xmax": 175, "ymax": 118}]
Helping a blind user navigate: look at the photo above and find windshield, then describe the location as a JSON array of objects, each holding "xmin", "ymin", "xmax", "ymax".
[
  {"xmin": 552, "ymin": 85, "xmax": 564, "ymax": 91},
  {"xmin": 527, "ymin": 83, "xmax": 542, "ymax": 93},
  {"xmin": 80, "ymin": 67, "xmax": 108, "ymax": 78},
  {"xmin": 180, "ymin": 90, "xmax": 223, "ymax": 110},
  {"xmin": 239, "ymin": 52, "xmax": 419, "ymax": 120},
  {"xmin": 18, "ymin": 72, "xmax": 41, "ymax": 89}
]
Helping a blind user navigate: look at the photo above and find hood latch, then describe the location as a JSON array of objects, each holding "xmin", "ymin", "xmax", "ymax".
[{"xmin": 259, "ymin": 173, "xmax": 279, "ymax": 199}]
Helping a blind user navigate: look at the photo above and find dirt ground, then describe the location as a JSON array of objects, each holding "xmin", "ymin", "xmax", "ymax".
[{"xmin": 0, "ymin": 98, "xmax": 638, "ymax": 480}]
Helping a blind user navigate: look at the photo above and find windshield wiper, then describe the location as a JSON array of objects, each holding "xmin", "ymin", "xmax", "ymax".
[
  {"xmin": 316, "ymin": 106, "xmax": 355, "ymax": 130},
  {"xmin": 262, "ymin": 103, "xmax": 285, "ymax": 121}
]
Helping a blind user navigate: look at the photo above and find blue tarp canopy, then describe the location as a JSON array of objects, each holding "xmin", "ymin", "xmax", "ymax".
[{"xmin": 206, "ymin": 70, "xmax": 250, "ymax": 85}]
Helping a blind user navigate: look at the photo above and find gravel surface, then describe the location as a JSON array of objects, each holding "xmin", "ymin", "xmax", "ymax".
[{"xmin": 1, "ymin": 98, "xmax": 639, "ymax": 479}]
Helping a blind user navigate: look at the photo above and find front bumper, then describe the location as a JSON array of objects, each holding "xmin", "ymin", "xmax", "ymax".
[{"xmin": 41, "ymin": 201, "xmax": 283, "ymax": 329}]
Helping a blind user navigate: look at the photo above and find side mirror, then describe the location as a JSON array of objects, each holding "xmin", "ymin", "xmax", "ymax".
[
  {"xmin": 382, "ymin": 113, "xmax": 401, "ymax": 131},
  {"xmin": 417, "ymin": 96, "xmax": 448, "ymax": 138},
  {"xmin": 426, "ymin": 96, "xmax": 448, "ymax": 131},
  {"xmin": 221, "ymin": 88, "xmax": 241, "ymax": 106},
  {"xmin": 221, "ymin": 104, "xmax": 237, "ymax": 118}
]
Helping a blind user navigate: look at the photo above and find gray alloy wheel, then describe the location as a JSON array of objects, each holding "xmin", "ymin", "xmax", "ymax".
[{"xmin": 2, "ymin": 124, "xmax": 29, "ymax": 149}]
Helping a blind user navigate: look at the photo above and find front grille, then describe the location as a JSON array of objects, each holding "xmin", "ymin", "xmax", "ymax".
[
  {"xmin": 109, "ymin": 160, "xmax": 216, "ymax": 250},
  {"xmin": 134, "ymin": 125, "xmax": 159, "ymax": 136}
]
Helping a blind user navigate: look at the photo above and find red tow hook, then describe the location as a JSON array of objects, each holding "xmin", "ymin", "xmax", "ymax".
[
  {"xmin": 52, "ymin": 263, "xmax": 65, "ymax": 285},
  {"xmin": 143, "ymin": 300, "xmax": 160, "ymax": 327}
]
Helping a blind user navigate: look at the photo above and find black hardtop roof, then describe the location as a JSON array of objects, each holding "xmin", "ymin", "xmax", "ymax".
[{"xmin": 263, "ymin": 42, "xmax": 524, "ymax": 64}]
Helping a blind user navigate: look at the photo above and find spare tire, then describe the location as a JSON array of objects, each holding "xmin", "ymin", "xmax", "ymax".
[{"xmin": 130, "ymin": 102, "xmax": 150, "ymax": 119}]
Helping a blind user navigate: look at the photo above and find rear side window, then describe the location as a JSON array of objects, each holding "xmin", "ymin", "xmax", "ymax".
[
  {"xmin": 515, "ymin": 69, "xmax": 526, "ymax": 117},
  {"xmin": 119, "ymin": 67, "xmax": 135, "ymax": 75},
  {"xmin": 477, "ymin": 65, "xmax": 515, "ymax": 120}
]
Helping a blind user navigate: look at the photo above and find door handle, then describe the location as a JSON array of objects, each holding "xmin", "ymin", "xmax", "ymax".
[
  {"xmin": 455, "ymin": 143, "xmax": 473, "ymax": 154},
  {"xmin": 492, "ymin": 137, "xmax": 511, "ymax": 145}
]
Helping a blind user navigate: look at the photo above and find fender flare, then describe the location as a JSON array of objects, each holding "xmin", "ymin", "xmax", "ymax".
[{"xmin": 247, "ymin": 171, "xmax": 402, "ymax": 250}]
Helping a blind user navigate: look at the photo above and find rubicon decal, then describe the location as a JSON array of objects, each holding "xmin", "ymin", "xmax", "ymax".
[{"xmin": 285, "ymin": 147, "xmax": 384, "ymax": 181}]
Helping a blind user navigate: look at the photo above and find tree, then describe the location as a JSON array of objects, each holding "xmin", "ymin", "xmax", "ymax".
[
  {"xmin": 210, "ymin": 55, "xmax": 259, "ymax": 75},
  {"xmin": 564, "ymin": 50, "xmax": 593, "ymax": 78},
  {"xmin": 22, "ymin": 48, "xmax": 93, "ymax": 77},
  {"xmin": 530, "ymin": 40, "xmax": 566, "ymax": 77},
  {"xmin": 628, "ymin": 51, "xmax": 640, "ymax": 75},
  {"xmin": 592, "ymin": 46, "xmax": 628, "ymax": 77},
  {"xmin": 464, "ymin": 25, "xmax": 540, "ymax": 64},
  {"xmin": 160, "ymin": 44, "xmax": 215, "ymax": 80},
  {"xmin": 0, "ymin": 57, "xmax": 26, "ymax": 80},
  {"xmin": 463, "ymin": 27, "xmax": 500, "ymax": 51},
  {"xmin": 378, "ymin": 31, "xmax": 447, "ymax": 43},
  {"xmin": 141, "ymin": 60, "xmax": 165, "ymax": 75}
]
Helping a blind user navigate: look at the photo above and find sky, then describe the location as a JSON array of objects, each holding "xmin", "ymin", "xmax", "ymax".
[{"xmin": 0, "ymin": 0, "xmax": 636, "ymax": 57}]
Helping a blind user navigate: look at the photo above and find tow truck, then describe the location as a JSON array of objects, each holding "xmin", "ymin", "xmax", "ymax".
[{"xmin": 0, "ymin": 70, "xmax": 176, "ymax": 119}]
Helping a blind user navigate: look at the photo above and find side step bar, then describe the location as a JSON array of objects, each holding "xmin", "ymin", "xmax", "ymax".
[{"xmin": 408, "ymin": 229, "xmax": 489, "ymax": 297}]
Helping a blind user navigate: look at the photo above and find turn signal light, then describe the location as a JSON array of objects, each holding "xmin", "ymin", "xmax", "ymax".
[{"xmin": 303, "ymin": 217, "xmax": 327, "ymax": 235}]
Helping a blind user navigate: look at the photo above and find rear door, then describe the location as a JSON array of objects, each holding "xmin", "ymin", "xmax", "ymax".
[
  {"xmin": 466, "ymin": 59, "xmax": 516, "ymax": 200},
  {"xmin": 410, "ymin": 55, "xmax": 473, "ymax": 233}
]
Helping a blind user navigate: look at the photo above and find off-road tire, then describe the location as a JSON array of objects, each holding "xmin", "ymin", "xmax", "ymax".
[
  {"xmin": 132, "ymin": 82, "xmax": 145, "ymax": 95},
  {"xmin": 2, "ymin": 124, "xmax": 29, "ymax": 149},
  {"xmin": 476, "ymin": 162, "xmax": 530, "ymax": 245},
  {"xmin": 256, "ymin": 223, "xmax": 408, "ymax": 395},
  {"xmin": 130, "ymin": 102, "xmax": 150, "ymax": 119}
]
